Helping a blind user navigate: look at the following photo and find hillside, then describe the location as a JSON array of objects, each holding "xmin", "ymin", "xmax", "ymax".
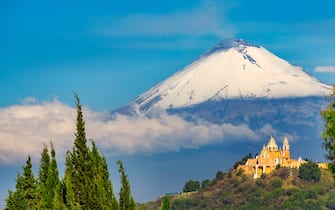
[{"xmin": 145, "ymin": 167, "xmax": 335, "ymax": 209}]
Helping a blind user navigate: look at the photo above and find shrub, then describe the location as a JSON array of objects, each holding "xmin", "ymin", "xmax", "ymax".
[
  {"xmin": 183, "ymin": 180, "xmax": 200, "ymax": 192},
  {"xmin": 271, "ymin": 178, "xmax": 283, "ymax": 188},
  {"xmin": 299, "ymin": 161, "xmax": 321, "ymax": 182}
]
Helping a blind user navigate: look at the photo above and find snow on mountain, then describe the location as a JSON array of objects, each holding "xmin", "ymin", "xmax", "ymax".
[{"xmin": 133, "ymin": 39, "xmax": 332, "ymax": 110}]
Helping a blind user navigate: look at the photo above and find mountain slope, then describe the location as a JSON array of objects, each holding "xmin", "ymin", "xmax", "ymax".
[
  {"xmin": 145, "ymin": 167, "xmax": 335, "ymax": 209},
  {"xmin": 130, "ymin": 39, "xmax": 331, "ymax": 111}
]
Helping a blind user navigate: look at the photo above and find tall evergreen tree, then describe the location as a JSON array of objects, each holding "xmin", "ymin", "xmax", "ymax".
[
  {"xmin": 67, "ymin": 94, "xmax": 94, "ymax": 208},
  {"xmin": 39, "ymin": 144, "xmax": 50, "ymax": 187},
  {"xmin": 22, "ymin": 156, "xmax": 39, "ymax": 209},
  {"xmin": 53, "ymin": 180, "xmax": 68, "ymax": 210},
  {"xmin": 63, "ymin": 151, "xmax": 80, "ymax": 209},
  {"xmin": 46, "ymin": 143, "xmax": 60, "ymax": 208},
  {"xmin": 38, "ymin": 144, "xmax": 51, "ymax": 208},
  {"xmin": 90, "ymin": 141, "xmax": 118, "ymax": 209},
  {"xmin": 322, "ymin": 87, "xmax": 335, "ymax": 160},
  {"xmin": 5, "ymin": 156, "xmax": 38, "ymax": 209},
  {"xmin": 5, "ymin": 173, "xmax": 27, "ymax": 210},
  {"xmin": 322, "ymin": 87, "xmax": 335, "ymax": 182},
  {"xmin": 117, "ymin": 160, "xmax": 136, "ymax": 210},
  {"xmin": 63, "ymin": 94, "xmax": 118, "ymax": 209},
  {"xmin": 162, "ymin": 196, "xmax": 171, "ymax": 210},
  {"xmin": 37, "ymin": 143, "xmax": 60, "ymax": 209}
]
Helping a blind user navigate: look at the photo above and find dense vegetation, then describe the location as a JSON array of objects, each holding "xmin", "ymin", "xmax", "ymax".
[
  {"xmin": 5, "ymin": 95, "xmax": 135, "ymax": 210},
  {"xmin": 146, "ymin": 166, "xmax": 335, "ymax": 209},
  {"xmin": 322, "ymin": 87, "xmax": 335, "ymax": 184}
]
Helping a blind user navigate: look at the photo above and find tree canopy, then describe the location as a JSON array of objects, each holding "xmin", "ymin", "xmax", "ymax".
[
  {"xmin": 322, "ymin": 87, "xmax": 335, "ymax": 161},
  {"xmin": 5, "ymin": 94, "xmax": 133, "ymax": 210}
]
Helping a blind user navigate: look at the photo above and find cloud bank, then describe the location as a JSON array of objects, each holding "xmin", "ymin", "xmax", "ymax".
[{"xmin": 0, "ymin": 98, "xmax": 270, "ymax": 165}]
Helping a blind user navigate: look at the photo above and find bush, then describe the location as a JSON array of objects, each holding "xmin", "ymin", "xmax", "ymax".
[
  {"xmin": 299, "ymin": 161, "xmax": 321, "ymax": 182},
  {"xmin": 201, "ymin": 179, "xmax": 210, "ymax": 189},
  {"xmin": 271, "ymin": 178, "xmax": 283, "ymax": 188},
  {"xmin": 183, "ymin": 180, "xmax": 200, "ymax": 192},
  {"xmin": 216, "ymin": 171, "xmax": 225, "ymax": 180}
]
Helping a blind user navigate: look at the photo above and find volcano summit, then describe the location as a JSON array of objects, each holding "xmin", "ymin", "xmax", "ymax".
[{"xmin": 127, "ymin": 39, "xmax": 331, "ymax": 112}]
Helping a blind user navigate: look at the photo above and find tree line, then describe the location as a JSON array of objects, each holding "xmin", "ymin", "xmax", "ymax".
[{"xmin": 5, "ymin": 95, "xmax": 135, "ymax": 210}]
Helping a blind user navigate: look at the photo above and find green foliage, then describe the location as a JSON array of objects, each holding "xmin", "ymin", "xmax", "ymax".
[
  {"xmin": 201, "ymin": 179, "xmax": 210, "ymax": 189},
  {"xmin": 171, "ymin": 199, "xmax": 191, "ymax": 210},
  {"xmin": 147, "ymin": 163, "xmax": 335, "ymax": 209},
  {"xmin": 63, "ymin": 94, "xmax": 119, "ymax": 209},
  {"xmin": 183, "ymin": 180, "xmax": 200, "ymax": 192},
  {"xmin": 271, "ymin": 178, "xmax": 282, "ymax": 188},
  {"xmin": 5, "ymin": 95, "xmax": 125, "ymax": 210},
  {"xmin": 299, "ymin": 161, "xmax": 321, "ymax": 182},
  {"xmin": 215, "ymin": 170, "xmax": 225, "ymax": 180},
  {"xmin": 322, "ymin": 87, "xmax": 335, "ymax": 161},
  {"xmin": 5, "ymin": 156, "xmax": 38, "ymax": 209},
  {"xmin": 118, "ymin": 160, "xmax": 136, "ymax": 210},
  {"xmin": 38, "ymin": 143, "xmax": 60, "ymax": 209},
  {"xmin": 162, "ymin": 195, "xmax": 171, "ymax": 210}
]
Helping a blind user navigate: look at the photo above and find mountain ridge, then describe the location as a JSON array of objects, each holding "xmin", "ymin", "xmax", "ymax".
[{"xmin": 125, "ymin": 38, "xmax": 331, "ymax": 112}]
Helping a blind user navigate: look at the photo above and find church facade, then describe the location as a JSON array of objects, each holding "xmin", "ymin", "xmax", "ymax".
[{"xmin": 238, "ymin": 136, "xmax": 328, "ymax": 178}]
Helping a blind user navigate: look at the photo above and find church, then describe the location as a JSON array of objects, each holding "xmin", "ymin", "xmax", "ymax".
[{"xmin": 238, "ymin": 136, "xmax": 328, "ymax": 178}]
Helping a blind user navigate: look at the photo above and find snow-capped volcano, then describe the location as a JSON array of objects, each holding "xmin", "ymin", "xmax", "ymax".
[{"xmin": 133, "ymin": 39, "xmax": 331, "ymax": 110}]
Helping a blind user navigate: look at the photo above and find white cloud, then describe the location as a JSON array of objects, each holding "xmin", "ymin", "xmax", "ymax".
[
  {"xmin": 97, "ymin": 1, "xmax": 235, "ymax": 38},
  {"xmin": 314, "ymin": 66, "xmax": 335, "ymax": 73},
  {"xmin": 0, "ymin": 98, "xmax": 263, "ymax": 164}
]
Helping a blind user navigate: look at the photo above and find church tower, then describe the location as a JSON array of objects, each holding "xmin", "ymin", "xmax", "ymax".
[
  {"xmin": 282, "ymin": 137, "xmax": 290, "ymax": 159},
  {"xmin": 266, "ymin": 136, "xmax": 278, "ymax": 151}
]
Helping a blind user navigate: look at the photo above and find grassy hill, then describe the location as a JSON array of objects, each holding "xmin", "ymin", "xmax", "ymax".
[{"xmin": 144, "ymin": 167, "xmax": 335, "ymax": 209}]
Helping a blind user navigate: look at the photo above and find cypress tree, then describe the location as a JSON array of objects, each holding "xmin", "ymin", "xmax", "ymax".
[
  {"xmin": 39, "ymin": 144, "xmax": 50, "ymax": 187},
  {"xmin": 90, "ymin": 141, "xmax": 118, "ymax": 209},
  {"xmin": 53, "ymin": 180, "xmax": 68, "ymax": 210},
  {"xmin": 70, "ymin": 94, "xmax": 93, "ymax": 208},
  {"xmin": 117, "ymin": 160, "xmax": 136, "ymax": 210},
  {"xmin": 63, "ymin": 151, "xmax": 81, "ymax": 209},
  {"xmin": 38, "ymin": 144, "xmax": 51, "ymax": 208},
  {"xmin": 5, "ymin": 173, "xmax": 27, "ymax": 210},
  {"xmin": 37, "ymin": 143, "xmax": 60, "ymax": 209},
  {"xmin": 46, "ymin": 142, "xmax": 60, "ymax": 208},
  {"xmin": 6, "ymin": 156, "xmax": 39, "ymax": 209},
  {"xmin": 162, "ymin": 196, "xmax": 171, "ymax": 210},
  {"xmin": 22, "ymin": 156, "xmax": 39, "ymax": 209}
]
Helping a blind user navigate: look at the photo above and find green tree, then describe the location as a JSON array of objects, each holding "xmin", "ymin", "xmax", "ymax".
[
  {"xmin": 201, "ymin": 179, "xmax": 210, "ymax": 189},
  {"xmin": 53, "ymin": 180, "xmax": 68, "ymax": 210},
  {"xmin": 39, "ymin": 144, "xmax": 50, "ymax": 187},
  {"xmin": 162, "ymin": 195, "xmax": 171, "ymax": 210},
  {"xmin": 5, "ymin": 173, "xmax": 27, "ymax": 210},
  {"xmin": 90, "ymin": 140, "xmax": 118, "ymax": 209},
  {"xmin": 22, "ymin": 156, "xmax": 39, "ymax": 209},
  {"xmin": 38, "ymin": 144, "xmax": 50, "ymax": 208},
  {"xmin": 183, "ymin": 180, "xmax": 200, "ymax": 192},
  {"xmin": 71, "ymin": 93, "xmax": 93, "ymax": 207},
  {"xmin": 299, "ymin": 161, "xmax": 321, "ymax": 182},
  {"xmin": 5, "ymin": 156, "xmax": 39, "ymax": 209},
  {"xmin": 215, "ymin": 171, "xmax": 225, "ymax": 180},
  {"xmin": 38, "ymin": 143, "xmax": 60, "ymax": 209},
  {"xmin": 64, "ymin": 94, "xmax": 97, "ymax": 209},
  {"xmin": 118, "ymin": 160, "xmax": 136, "ymax": 210},
  {"xmin": 63, "ymin": 151, "xmax": 80, "ymax": 209},
  {"xmin": 322, "ymin": 87, "xmax": 335, "ymax": 178},
  {"xmin": 45, "ymin": 143, "xmax": 60, "ymax": 209}
]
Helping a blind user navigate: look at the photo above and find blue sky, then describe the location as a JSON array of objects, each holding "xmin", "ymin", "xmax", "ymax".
[
  {"xmin": 1, "ymin": 0, "xmax": 335, "ymax": 110},
  {"xmin": 1, "ymin": 0, "xmax": 335, "ymax": 206}
]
